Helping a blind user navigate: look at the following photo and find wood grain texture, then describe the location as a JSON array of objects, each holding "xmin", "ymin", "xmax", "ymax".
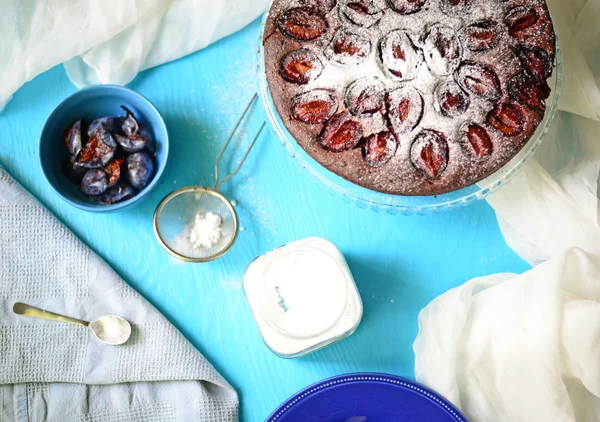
[{"xmin": 0, "ymin": 17, "xmax": 530, "ymax": 421}]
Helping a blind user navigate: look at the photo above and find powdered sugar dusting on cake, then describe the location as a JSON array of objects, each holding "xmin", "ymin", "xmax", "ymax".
[
  {"xmin": 380, "ymin": 30, "xmax": 423, "ymax": 81},
  {"xmin": 263, "ymin": 0, "xmax": 556, "ymax": 195}
]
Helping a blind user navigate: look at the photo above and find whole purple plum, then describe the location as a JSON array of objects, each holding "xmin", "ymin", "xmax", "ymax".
[
  {"xmin": 64, "ymin": 119, "xmax": 83, "ymax": 155},
  {"xmin": 125, "ymin": 152, "xmax": 154, "ymax": 190},
  {"xmin": 80, "ymin": 169, "xmax": 108, "ymax": 196}
]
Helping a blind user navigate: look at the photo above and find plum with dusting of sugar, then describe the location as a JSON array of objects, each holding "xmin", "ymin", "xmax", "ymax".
[
  {"xmin": 90, "ymin": 182, "xmax": 136, "ymax": 205},
  {"xmin": 64, "ymin": 120, "xmax": 83, "ymax": 155},
  {"xmin": 75, "ymin": 128, "xmax": 117, "ymax": 169},
  {"xmin": 126, "ymin": 152, "xmax": 155, "ymax": 190},
  {"xmin": 81, "ymin": 169, "xmax": 108, "ymax": 196},
  {"xmin": 87, "ymin": 117, "xmax": 122, "ymax": 138}
]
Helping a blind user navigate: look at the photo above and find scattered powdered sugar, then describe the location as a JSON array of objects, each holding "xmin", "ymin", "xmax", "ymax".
[
  {"xmin": 242, "ymin": 177, "xmax": 276, "ymax": 235},
  {"xmin": 387, "ymin": 85, "xmax": 424, "ymax": 135},
  {"xmin": 346, "ymin": 77, "xmax": 385, "ymax": 115},
  {"xmin": 421, "ymin": 23, "xmax": 462, "ymax": 76},
  {"xmin": 324, "ymin": 28, "xmax": 372, "ymax": 67},
  {"xmin": 189, "ymin": 212, "xmax": 223, "ymax": 249},
  {"xmin": 380, "ymin": 30, "xmax": 423, "ymax": 81},
  {"xmin": 302, "ymin": 0, "xmax": 508, "ymax": 92},
  {"xmin": 434, "ymin": 81, "xmax": 470, "ymax": 117},
  {"xmin": 220, "ymin": 277, "xmax": 242, "ymax": 292},
  {"xmin": 411, "ymin": 129, "xmax": 449, "ymax": 179},
  {"xmin": 283, "ymin": 49, "xmax": 324, "ymax": 83},
  {"xmin": 293, "ymin": 0, "xmax": 505, "ymax": 149},
  {"xmin": 292, "ymin": 89, "xmax": 339, "ymax": 122},
  {"xmin": 339, "ymin": 0, "xmax": 386, "ymax": 28}
]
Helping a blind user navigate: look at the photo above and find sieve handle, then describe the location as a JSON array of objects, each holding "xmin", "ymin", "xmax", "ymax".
[
  {"xmin": 214, "ymin": 94, "xmax": 264, "ymax": 191},
  {"xmin": 215, "ymin": 122, "xmax": 266, "ymax": 191}
]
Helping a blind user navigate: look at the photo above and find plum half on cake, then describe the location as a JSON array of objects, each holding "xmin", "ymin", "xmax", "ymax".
[{"xmin": 263, "ymin": 0, "xmax": 556, "ymax": 196}]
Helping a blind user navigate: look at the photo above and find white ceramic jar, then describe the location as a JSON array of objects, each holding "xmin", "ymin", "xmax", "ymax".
[{"xmin": 243, "ymin": 237, "xmax": 363, "ymax": 358}]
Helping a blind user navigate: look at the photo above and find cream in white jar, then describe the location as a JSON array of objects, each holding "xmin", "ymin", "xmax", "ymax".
[{"xmin": 243, "ymin": 237, "xmax": 363, "ymax": 358}]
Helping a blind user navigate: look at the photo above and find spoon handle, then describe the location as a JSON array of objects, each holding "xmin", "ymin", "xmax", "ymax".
[{"xmin": 13, "ymin": 302, "xmax": 89, "ymax": 327}]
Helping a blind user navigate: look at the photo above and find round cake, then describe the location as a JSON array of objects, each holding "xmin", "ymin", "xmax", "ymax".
[{"xmin": 263, "ymin": 0, "xmax": 556, "ymax": 196}]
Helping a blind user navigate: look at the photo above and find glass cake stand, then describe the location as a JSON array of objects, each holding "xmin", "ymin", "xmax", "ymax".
[{"xmin": 257, "ymin": 13, "xmax": 563, "ymax": 216}]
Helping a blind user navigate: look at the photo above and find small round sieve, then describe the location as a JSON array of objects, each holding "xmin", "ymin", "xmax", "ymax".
[{"xmin": 153, "ymin": 94, "xmax": 265, "ymax": 262}]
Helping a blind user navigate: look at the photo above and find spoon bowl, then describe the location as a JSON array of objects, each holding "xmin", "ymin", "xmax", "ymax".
[{"xmin": 89, "ymin": 315, "xmax": 132, "ymax": 345}]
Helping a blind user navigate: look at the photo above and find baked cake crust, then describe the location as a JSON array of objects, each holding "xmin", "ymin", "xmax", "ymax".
[{"xmin": 263, "ymin": 0, "xmax": 556, "ymax": 196}]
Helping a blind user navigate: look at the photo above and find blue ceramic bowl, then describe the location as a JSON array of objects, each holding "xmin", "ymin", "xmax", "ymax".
[{"xmin": 40, "ymin": 85, "xmax": 169, "ymax": 212}]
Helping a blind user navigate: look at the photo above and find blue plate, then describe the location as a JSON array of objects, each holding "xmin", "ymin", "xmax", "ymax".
[{"xmin": 266, "ymin": 373, "xmax": 467, "ymax": 422}]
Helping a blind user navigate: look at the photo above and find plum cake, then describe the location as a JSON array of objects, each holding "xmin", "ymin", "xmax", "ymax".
[{"xmin": 263, "ymin": 0, "xmax": 556, "ymax": 195}]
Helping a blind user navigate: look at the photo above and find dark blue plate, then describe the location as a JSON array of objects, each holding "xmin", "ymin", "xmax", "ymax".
[{"xmin": 266, "ymin": 373, "xmax": 467, "ymax": 422}]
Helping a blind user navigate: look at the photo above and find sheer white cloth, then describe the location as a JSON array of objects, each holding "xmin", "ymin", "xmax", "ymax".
[
  {"xmin": 414, "ymin": 248, "xmax": 600, "ymax": 422},
  {"xmin": 0, "ymin": 0, "xmax": 268, "ymax": 110}
]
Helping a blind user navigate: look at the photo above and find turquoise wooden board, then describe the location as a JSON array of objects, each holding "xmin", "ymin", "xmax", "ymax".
[{"xmin": 0, "ymin": 17, "xmax": 530, "ymax": 421}]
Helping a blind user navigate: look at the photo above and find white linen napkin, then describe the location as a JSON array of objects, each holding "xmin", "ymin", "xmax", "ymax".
[
  {"xmin": 0, "ymin": 0, "xmax": 269, "ymax": 111},
  {"xmin": 0, "ymin": 166, "xmax": 238, "ymax": 421}
]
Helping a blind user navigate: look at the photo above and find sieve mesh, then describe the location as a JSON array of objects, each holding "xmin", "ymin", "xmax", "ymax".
[
  {"xmin": 154, "ymin": 187, "xmax": 237, "ymax": 261},
  {"xmin": 153, "ymin": 94, "xmax": 264, "ymax": 262}
]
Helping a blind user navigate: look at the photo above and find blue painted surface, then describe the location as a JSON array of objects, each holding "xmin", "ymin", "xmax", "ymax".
[{"xmin": 0, "ymin": 17, "xmax": 530, "ymax": 422}]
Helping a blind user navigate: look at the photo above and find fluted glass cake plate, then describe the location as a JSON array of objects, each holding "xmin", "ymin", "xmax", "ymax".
[{"xmin": 257, "ymin": 13, "xmax": 562, "ymax": 216}]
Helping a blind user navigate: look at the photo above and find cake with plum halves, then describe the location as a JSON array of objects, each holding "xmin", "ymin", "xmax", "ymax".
[{"xmin": 263, "ymin": 0, "xmax": 556, "ymax": 195}]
